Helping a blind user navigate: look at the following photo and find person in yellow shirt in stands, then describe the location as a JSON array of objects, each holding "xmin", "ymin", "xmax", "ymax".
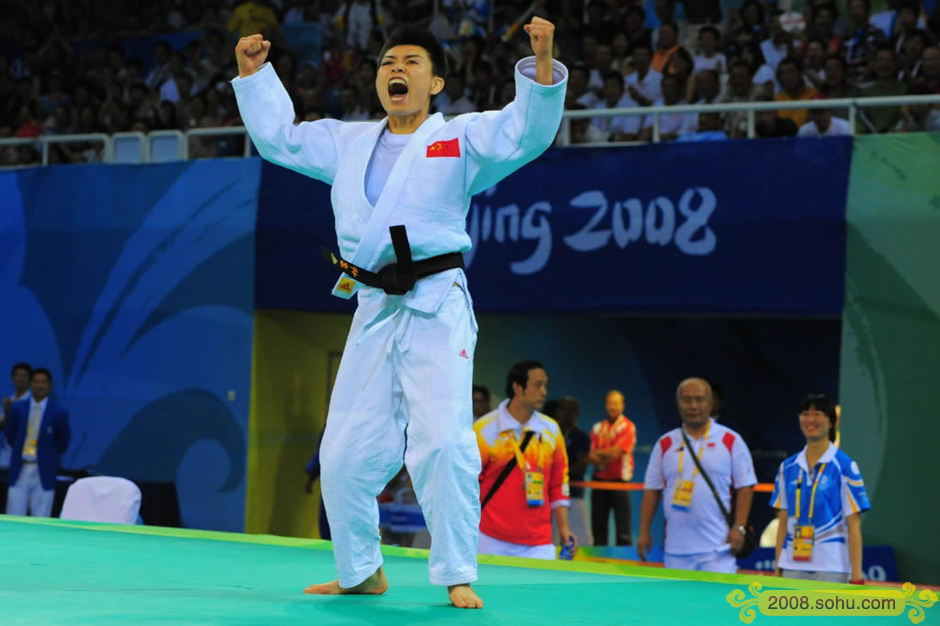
[
  {"xmin": 227, "ymin": 1, "xmax": 280, "ymax": 39},
  {"xmin": 774, "ymin": 56, "xmax": 818, "ymax": 127}
]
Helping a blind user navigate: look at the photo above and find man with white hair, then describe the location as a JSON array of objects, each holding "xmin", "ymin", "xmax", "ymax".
[{"xmin": 637, "ymin": 377, "xmax": 756, "ymax": 573}]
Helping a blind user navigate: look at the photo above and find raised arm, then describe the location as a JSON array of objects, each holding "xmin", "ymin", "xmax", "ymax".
[
  {"xmin": 524, "ymin": 17, "xmax": 555, "ymax": 86},
  {"xmin": 464, "ymin": 17, "xmax": 568, "ymax": 194},
  {"xmin": 232, "ymin": 35, "xmax": 341, "ymax": 184}
]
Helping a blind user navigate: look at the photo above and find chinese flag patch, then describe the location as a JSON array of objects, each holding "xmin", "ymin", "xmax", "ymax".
[{"xmin": 427, "ymin": 138, "xmax": 460, "ymax": 158}]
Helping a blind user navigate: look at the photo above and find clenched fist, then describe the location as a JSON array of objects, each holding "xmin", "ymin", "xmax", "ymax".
[
  {"xmin": 523, "ymin": 16, "xmax": 554, "ymax": 61},
  {"xmin": 235, "ymin": 34, "xmax": 271, "ymax": 78}
]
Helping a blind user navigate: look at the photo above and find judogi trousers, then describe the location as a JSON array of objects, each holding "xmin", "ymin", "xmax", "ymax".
[{"xmin": 320, "ymin": 284, "xmax": 481, "ymax": 588}]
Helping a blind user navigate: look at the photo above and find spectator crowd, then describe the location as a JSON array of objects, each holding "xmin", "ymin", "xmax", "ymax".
[{"xmin": 2, "ymin": 0, "xmax": 939, "ymax": 161}]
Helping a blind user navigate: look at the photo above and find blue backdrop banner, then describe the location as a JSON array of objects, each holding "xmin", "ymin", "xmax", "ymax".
[
  {"xmin": 0, "ymin": 160, "xmax": 259, "ymax": 532},
  {"xmin": 255, "ymin": 138, "xmax": 852, "ymax": 315}
]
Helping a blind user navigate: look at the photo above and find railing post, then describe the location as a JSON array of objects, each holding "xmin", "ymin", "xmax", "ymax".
[
  {"xmin": 653, "ymin": 112, "xmax": 661, "ymax": 143},
  {"xmin": 559, "ymin": 117, "xmax": 571, "ymax": 146},
  {"xmin": 849, "ymin": 102, "xmax": 857, "ymax": 136},
  {"xmin": 747, "ymin": 109, "xmax": 755, "ymax": 139}
]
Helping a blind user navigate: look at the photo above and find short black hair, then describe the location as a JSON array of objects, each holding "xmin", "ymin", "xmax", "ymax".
[
  {"xmin": 659, "ymin": 21, "xmax": 678, "ymax": 35},
  {"xmin": 569, "ymin": 63, "xmax": 590, "ymax": 78},
  {"xmin": 776, "ymin": 55, "xmax": 803, "ymax": 80},
  {"xmin": 742, "ymin": 0, "xmax": 765, "ymax": 22},
  {"xmin": 799, "ymin": 393, "xmax": 838, "ymax": 442},
  {"xmin": 824, "ymin": 53, "xmax": 847, "ymax": 70},
  {"xmin": 806, "ymin": 36, "xmax": 827, "ymax": 49},
  {"xmin": 874, "ymin": 43, "xmax": 897, "ymax": 59},
  {"xmin": 730, "ymin": 60, "xmax": 753, "ymax": 75},
  {"xmin": 32, "ymin": 367, "xmax": 52, "ymax": 384},
  {"xmin": 472, "ymin": 384, "xmax": 490, "ymax": 400},
  {"xmin": 661, "ymin": 73, "xmax": 682, "ymax": 88},
  {"xmin": 11, "ymin": 362, "xmax": 32, "ymax": 377},
  {"xmin": 699, "ymin": 25, "xmax": 720, "ymax": 41},
  {"xmin": 603, "ymin": 69, "xmax": 625, "ymax": 85},
  {"xmin": 505, "ymin": 360, "xmax": 545, "ymax": 400},
  {"xmin": 907, "ymin": 30, "xmax": 930, "ymax": 48},
  {"xmin": 379, "ymin": 26, "xmax": 447, "ymax": 80}
]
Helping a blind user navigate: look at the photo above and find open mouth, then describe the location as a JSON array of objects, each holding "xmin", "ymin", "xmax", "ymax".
[{"xmin": 388, "ymin": 78, "xmax": 408, "ymax": 101}]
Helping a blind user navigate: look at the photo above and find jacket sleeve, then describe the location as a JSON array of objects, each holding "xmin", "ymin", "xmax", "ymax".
[
  {"xmin": 4, "ymin": 405, "xmax": 17, "ymax": 447},
  {"xmin": 643, "ymin": 436, "xmax": 668, "ymax": 490},
  {"xmin": 770, "ymin": 462, "xmax": 787, "ymax": 510},
  {"xmin": 549, "ymin": 429, "xmax": 570, "ymax": 508},
  {"xmin": 231, "ymin": 63, "xmax": 342, "ymax": 184},
  {"xmin": 464, "ymin": 56, "xmax": 568, "ymax": 195},
  {"xmin": 617, "ymin": 420, "xmax": 636, "ymax": 454},
  {"xmin": 56, "ymin": 409, "xmax": 71, "ymax": 454}
]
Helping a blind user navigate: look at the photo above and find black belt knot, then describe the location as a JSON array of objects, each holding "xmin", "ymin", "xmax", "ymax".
[{"xmin": 321, "ymin": 225, "xmax": 464, "ymax": 296}]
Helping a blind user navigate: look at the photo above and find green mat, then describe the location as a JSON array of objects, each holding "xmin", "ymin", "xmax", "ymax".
[{"xmin": 0, "ymin": 517, "xmax": 912, "ymax": 625}]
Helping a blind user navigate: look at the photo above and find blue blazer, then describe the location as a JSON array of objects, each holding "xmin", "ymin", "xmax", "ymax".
[{"xmin": 5, "ymin": 399, "xmax": 71, "ymax": 491}]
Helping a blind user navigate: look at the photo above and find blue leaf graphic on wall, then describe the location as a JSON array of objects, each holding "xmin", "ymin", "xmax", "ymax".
[
  {"xmin": 0, "ymin": 160, "xmax": 259, "ymax": 530},
  {"xmin": 0, "ymin": 175, "xmax": 65, "ymax": 383}
]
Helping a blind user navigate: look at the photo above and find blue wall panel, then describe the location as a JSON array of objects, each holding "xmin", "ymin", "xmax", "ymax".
[{"xmin": 0, "ymin": 160, "xmax": 259, "ymax": 531}]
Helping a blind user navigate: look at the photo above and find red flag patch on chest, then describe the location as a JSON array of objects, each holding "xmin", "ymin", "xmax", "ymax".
[{"xmin": 427, "ymin": 138, "xmax": 460, "ymax": 157}]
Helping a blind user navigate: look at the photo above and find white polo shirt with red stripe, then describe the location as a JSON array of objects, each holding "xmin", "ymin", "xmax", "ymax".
[{"xmin": 643, "ymin": 418, "xmax": 757, "ymax": 555}]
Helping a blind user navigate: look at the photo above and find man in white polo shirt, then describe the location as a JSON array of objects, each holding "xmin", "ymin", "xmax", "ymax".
[{"xmin": 637, "ymin": 377, "xmax": 757, "ymax": 574}]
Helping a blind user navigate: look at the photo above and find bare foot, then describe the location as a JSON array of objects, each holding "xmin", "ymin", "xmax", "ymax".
[
  {"xmin": 304, "ymin": 567, "xmax": 389, "ymax": 595},
  {"xmin": 448, "ymin": 584, "xmax": 483, "ymax": 609}
]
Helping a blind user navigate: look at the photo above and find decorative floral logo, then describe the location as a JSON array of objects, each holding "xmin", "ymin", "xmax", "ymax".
[{"xmin": 726, "ymin": 581, "xmax": 937, "ymax": 624}]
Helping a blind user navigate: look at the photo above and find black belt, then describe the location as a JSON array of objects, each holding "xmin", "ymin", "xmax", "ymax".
[{"xmin": 321, "ymin": 225, "xmax": 464, "ymax": 296}]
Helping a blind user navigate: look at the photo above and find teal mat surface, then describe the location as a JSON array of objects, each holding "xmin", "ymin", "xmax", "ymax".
[{"xmin": 0, "ymin": 517, "xmax": 916, "ymax": 624}]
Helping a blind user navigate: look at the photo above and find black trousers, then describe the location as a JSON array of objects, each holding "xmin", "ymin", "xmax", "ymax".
[{"xmin": 591, "ymin": 487, "xmax": 632, "ymax": 546}]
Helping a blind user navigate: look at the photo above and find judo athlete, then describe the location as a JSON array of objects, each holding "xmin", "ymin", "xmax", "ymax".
[{"xmin": 233, "ymin": 19, "xmax": 567, "ymax": 609}]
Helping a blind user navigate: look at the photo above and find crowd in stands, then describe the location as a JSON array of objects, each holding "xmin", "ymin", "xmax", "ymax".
[{"xmin": 2, "ymin": 0, "xmax": 940, "ymax": 165}]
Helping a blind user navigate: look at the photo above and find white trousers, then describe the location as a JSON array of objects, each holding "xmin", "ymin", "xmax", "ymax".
[
  {"xmin": 478, "ymin": 532, "xmax": 557, "ymax": 560},
  {"xmin": 665, "ymin": 548, "xmax": 738, "ymax": 574},
  {"xmin": 6, "ymin": 462, "xmax": 55, "ymax": 517},
  {"xmin": 320, "ymin": 285, "xmax": 481, "ymax": 588}
]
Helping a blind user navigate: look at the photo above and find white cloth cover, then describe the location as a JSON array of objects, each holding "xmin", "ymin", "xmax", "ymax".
[{"xmin": 60, "ymin": 476, "xmax": 142, "ymax": 524}]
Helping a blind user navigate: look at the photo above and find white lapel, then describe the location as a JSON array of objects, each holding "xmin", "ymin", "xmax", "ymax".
[
  {"xmin": 331, "ymin": 113, "xmax": 446, "ymax": 299},
  {"xmin": 352, "ymin": 119, "xmax": 389, "ymax": 223}
]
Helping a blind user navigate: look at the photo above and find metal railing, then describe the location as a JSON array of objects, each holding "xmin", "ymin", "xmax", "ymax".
[
  {"xmin": 558, "ymin": 94, "xmax": 940, "ymax": 144},
  {"xmin": 2, "ymin": 94, "xmax": 938, "ymax": 168}
]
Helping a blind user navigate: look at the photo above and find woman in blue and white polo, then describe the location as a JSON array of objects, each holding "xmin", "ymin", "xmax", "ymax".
[{"xmin": 771, "ymin": 394, "xmax": 870, "ymax": 583}]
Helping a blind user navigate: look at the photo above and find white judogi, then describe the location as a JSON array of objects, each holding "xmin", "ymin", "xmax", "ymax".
[{"xmin": 233, "ymin": 56, "xmax": 567, "ymax": 587}]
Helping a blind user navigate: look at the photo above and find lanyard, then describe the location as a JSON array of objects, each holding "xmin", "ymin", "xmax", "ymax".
[
  {"xmin": 509, "ymin": 431, "xmax": 532, "ymax": 472},
  {"xmin": 795, "ymin": 463, "xmax": 826, "ymax": 524},
  {"xmin": 678, "ymin": 421, "xmax": 711, "ymax": 478}
]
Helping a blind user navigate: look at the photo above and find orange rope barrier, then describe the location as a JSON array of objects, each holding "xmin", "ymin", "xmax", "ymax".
[{"xmin": 571, "ymin": 481, "xmax": 774, "ymax": 493}]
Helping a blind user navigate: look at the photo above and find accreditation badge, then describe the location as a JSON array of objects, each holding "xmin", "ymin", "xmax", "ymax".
[
  {"xmin": 524, "ymin": 470, "xmax": 545, "ymax": 507},
  {"xmin": 671, "ymin": 479, "xmax": 694, "ymax": 510},
  {"xmin": 792, "ymin": 525, "xmax": 815, "ymax": 561}
]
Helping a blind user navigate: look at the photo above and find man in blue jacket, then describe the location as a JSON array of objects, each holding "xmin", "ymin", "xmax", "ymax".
[{"xmin": 5, "ymin": 368, "xmax": 70, "ymax": 517}]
